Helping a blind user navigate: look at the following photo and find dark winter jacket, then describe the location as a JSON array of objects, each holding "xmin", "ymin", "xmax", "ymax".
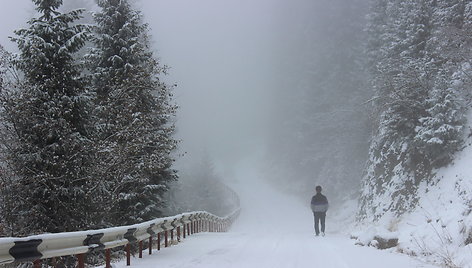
[{"xmin": 310, "ymin": 193, "xmax": 329, "ymax": 213}]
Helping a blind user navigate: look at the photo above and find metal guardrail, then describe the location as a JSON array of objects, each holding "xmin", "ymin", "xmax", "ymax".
[{"xmin": 0, "ymin": 209, "xmax": 240, "ymax": 267}]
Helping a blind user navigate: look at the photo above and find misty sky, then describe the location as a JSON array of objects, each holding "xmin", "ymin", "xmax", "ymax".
[{"xmin": 137, "ymin": 0, "xmax": 285, "ymax": 171}]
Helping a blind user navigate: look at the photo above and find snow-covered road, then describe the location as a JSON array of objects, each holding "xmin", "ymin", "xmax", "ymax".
[{"xmin": 111, "ymin": 172, "xmax": 437, "ymax": 268}]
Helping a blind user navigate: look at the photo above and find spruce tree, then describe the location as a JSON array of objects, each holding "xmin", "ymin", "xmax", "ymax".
[
  {"xmin": 0, "ymin": 0, "xmax": 93, "ymax": 234},
  {"xmin": 89, "ymin": 0, "xmax": 177, "ymax": 225}
]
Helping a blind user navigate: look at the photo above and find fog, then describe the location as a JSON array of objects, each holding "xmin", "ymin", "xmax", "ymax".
[
  {"xmin": 0, "ymin": 0, "xmax": 371, "ymax": 208},
  {"xmin": 137, "ymin": 0, "xmax": 281, "ymax": 170}
]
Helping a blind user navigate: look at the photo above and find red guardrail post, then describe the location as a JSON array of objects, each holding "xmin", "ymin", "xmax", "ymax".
[
  {"xmin": 77, "ymin": 253, "xmax": 85, "ymax": 268},
  {"xmin": 126, "ymin": 244, "xmax": 131, "ymax": 266},
  {"xmin": 149, "ymin": 236, "xmax": 152, "ymax": 255},
  {"xmin": 170, "ymin": 229, "xmax": 174, "ymax": 244},
  {"xmin": 33, "ymin": 259, "xmax": 41, "ymax": 268},
  {"xmin": 106, "ymin": 248, "xmax": 111, "ymax": 268},
  {"xmin": 164, "ymin": 230, "xmax": 168, "ymax": 248},
  {"xmin": 139, "ymin": 241, "xmax": 143, "ymax": 258},
  {"xmin": 157, "ymin": 232, "xmax": 161, "ymax": 251}
]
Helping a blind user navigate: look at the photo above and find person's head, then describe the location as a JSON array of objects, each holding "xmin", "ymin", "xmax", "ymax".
[{"xmin": 315, "ymin": 185, "xmax": 322, "ymax": 193}]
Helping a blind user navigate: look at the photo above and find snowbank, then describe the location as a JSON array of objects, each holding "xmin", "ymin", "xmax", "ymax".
[{"xmin": 354, "ymin": 130, "xmax": 472, "ymax": 267}]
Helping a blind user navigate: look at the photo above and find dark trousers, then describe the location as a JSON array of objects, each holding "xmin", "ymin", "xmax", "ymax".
[{"xmin": 313, "ymin": 212, "xmax": 326, "ymax": 235}]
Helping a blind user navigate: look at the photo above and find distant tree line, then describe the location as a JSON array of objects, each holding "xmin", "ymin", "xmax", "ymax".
[
  {"xmin": 264, "ymin": 0, "xmax": 372, "ymax": 200},
  {"xmin": 164, "ymin": 155, "xmax": 239, "ymax": 218},
  {"xmin": 0, "ymin": 0, "xmax": 177, "ymax": 236},
  {"xmin": 359, "ymin": 0, "xmax": 472, "ymax": 220}
]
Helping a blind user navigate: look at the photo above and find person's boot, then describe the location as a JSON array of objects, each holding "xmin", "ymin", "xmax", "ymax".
[{"xmin": 322, "ymin": 232, "xmax": 325, "ymax": 237}]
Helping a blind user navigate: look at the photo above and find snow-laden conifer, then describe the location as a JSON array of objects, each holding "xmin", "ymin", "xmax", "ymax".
[
  {"xmin": 0, "ymin": 0, "xmax": 93, "ymax": 235},
  {"xmin": 359, "ymin": 0, "xmax": 468, "ymax": 221},
  {"xmin": 88, "ymin": 0, "xmax": 177, "ymax": 225}
]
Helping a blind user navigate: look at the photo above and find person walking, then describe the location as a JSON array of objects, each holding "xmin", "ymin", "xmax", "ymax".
[{"xmin": 310, "ymin": 186, "xmax": 329, "ymax": 236}]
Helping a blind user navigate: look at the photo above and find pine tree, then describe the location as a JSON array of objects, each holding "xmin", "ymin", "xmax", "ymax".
[
  {"xmin": 0, "ymin": 0, "xmax": 93, "ymax": 234},
  {"xmin": 359, "ymin": 0, "xmax": 468, "ymax": 220},
  {"xmin": 88, "ymin": 0, "xmax": 177, "ymax": 225}
]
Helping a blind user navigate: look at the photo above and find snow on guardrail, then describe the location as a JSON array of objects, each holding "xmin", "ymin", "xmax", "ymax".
[{"xmin": 0, "ymin": 209, "xmax": 240, "ymax": 267}]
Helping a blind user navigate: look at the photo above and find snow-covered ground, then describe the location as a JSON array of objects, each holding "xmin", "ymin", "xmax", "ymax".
[{"xmin": 108, "ymin": 170, "xmax": 437, "ymax": 268}]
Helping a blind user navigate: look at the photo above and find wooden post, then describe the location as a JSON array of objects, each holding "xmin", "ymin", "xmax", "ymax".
[
  {"xmin": 171, "ymin": 229, "xmax": 174, "ymax": 244},
  {"xmin": 33, "ymin": 259, "xmax": 41, "ymax": 268},
  {"xmin": 187, "ymin": 223, "xmax": 190, "ymax": 236},
  {"xmin": 165, "ymin": 230, "xmax": 168, "ymax": 248},
  {"xmin": 106, "ymin": 248, "xmax": 111, "ymax": 268},
  {"xmin": 149, "ymin": 236, "xmax": 153, "ymax": 255},
  {"xmin": 139, "ymin": 241, "xmax": 143, "ymax": 258},
  {"xmin": 183, "ymin": 224, "xmax": 186, "ymax": 239},
  {"xmin": 177, "ymin": 226, "xmax": 181, "ymax": 242},
  {"xmin": 126, "ymin": 244, "xmax": 131, "ymax": 266},
  {"xmin": 77, "ymin": 253, "xmax": 85, "ymax": 268},
  {"xmin": 157, "ymin": 232, "xmax": 161, "ymax": 251}
]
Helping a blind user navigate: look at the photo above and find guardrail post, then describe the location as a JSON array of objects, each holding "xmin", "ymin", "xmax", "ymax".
[
  {"xmin": 139, "ymin": 241, "xmax": 143, "ymax": 258},
  {"xmin": 187, "ymin": 223, "xmax": 190, "ymax": 236},
  {"xmin": 126, "ymin": 244, "xmax": 131, "ymax": 266},
  {"xmin": 149, "ymin": 236, "xmax": 152, "ymax": 255},
  {"xmin": 77, "ymin": 253, "xmax": 85, "ymax": 268},
  {"xmin": 157, "ymin": 232, "xmax": 161, "ymax": 251},
  {"xmin": 183, "ymin": 224, "xmax": 186, "ymax": 238},
  {"xmin": 106, "ymin": 248, "xmax": 111, "ymax": 268},
  {"xmin": 177, "ymin": 226, "xmax": 181, "ymax": 242},
  {"xmin": 33, "ymin": 259, "xmax": 41, "ymax": 268},
  {"xmin": 164, "ymin": 230, "xmax": 168, "ymax": 248}
]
